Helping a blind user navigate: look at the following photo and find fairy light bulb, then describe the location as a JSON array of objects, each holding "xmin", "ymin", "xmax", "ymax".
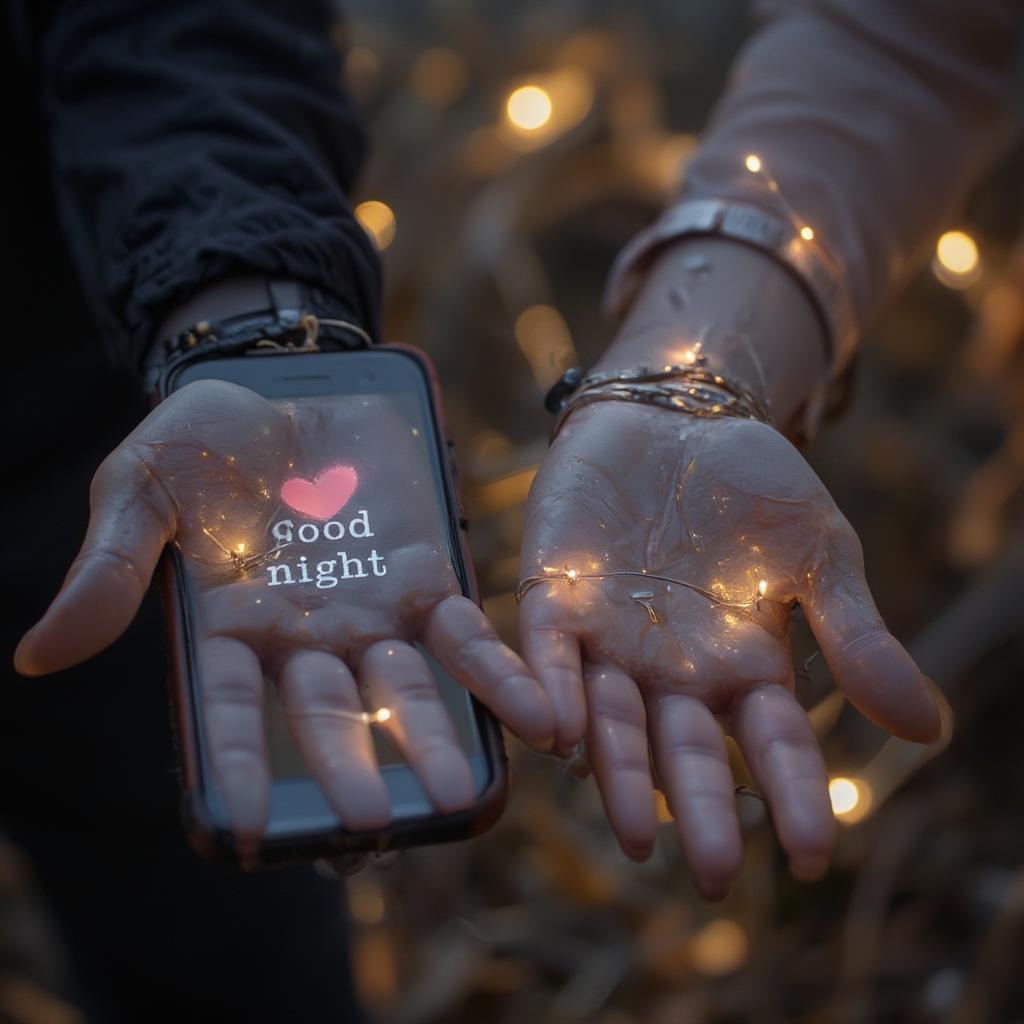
[
  {"xmin": 691, "ymin": 918, "xmax": 748, "ymax": 976},
  {"xmin": 373, "ymin": 708, "xmax": 392, "ymax": 723},
  {"xmin": 829, "ymin": 777, "xmax": 872, "ymax": 823},
  {"xmin": 744, "ymin": 153, "xmax": 762, "ymax": 173},
  {"xmin": 936, "ymin": 231, "xmax": 979, "ymax": 275},
  {"xmin": 799, "ymin": 226, "xmax": 815, "ymax": 241},
  {"xmin": 933, "ymin": 230, "xmax": 981, "ymax": 288},
  {"xmin": 565, "ymin": 567, "xmax": 579, "ymax": 583},
  {"xmin": 506, "ymin": 85, "xmax": 553, "ymax": 131},
  {"xmin": 757, "ymin": 579, "xmax": 768, "ymax": 598}
]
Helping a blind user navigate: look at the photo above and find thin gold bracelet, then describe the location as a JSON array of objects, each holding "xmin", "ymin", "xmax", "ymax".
[{"xmin": 550, "ymin": 363, "xmax": 774, "ymax": 439}]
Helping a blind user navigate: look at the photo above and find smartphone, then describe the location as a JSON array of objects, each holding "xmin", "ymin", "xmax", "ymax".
[{"xmin": 160, "ymin": 345, "xmax": 507, "ymax": 864}]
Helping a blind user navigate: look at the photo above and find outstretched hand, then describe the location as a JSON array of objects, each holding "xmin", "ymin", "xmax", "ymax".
[
  {"xmin": 16, "ymin": 380, "xmax": 554, "ymax": 851},
  {"xmin": 519, "ymin": 401, "xmax": 941, "ymax": 898}
]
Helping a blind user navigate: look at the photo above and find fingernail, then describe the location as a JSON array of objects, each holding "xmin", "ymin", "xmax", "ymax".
[
  {"xmin": 13, "ymin": 633, "xmax": 43, "ymax": 677},
  {"xmin": 332, "ymin": 777, "xmax": 391, "ymax": 832},
  {"xmin": 924, "ymin": 676, "xmax": 954, "ymax": 746},
  {"xmin": 423, "ymin": 749, "xmax": 475, "ymax": 812},
  {"xmin": 221, "ymin": 783, "xmax": 267, "ymax": 839},
  {"xmin": 697, "ymin": 879, "xmax": 730, "ymax": 902},
  {"xmin": 790, "ymin": 854, "xmax": 829, "ymax": 882},
  {"xmin": 622, "ymin": 839, "xmax": 655, "ymax": 863}
]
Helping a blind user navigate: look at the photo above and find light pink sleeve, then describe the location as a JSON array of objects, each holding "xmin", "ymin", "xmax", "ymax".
[{"xmin": 612, "ymin": 0, "xmax": 1021, "ymax": 368}]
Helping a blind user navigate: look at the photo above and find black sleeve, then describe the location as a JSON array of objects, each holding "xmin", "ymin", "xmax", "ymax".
[{"xmin": 40, "ymin": 0, "xmax": 381, "ymax": 372}]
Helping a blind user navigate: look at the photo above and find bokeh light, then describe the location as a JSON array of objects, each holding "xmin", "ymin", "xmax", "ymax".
[
  {"xmin": 829, "ymin": 776, "xmax": 872, "ymax": 823},
  {"xmin": 933, "ymin": 230, "xmax": 981, "ymax": 288},
  {"xmin": 691, "ymin": 919, "xmax": 748, "ymax": 976},
  {"xmin": 354, "ymin": 200, "xmax": 396, "ymax": 250},
  {"xmin": 514, "ymin": 304, "xmax": 577, "ymax": 390},
  {"xmin": 506, "ymin": 84, "xmax": 553, "ymax": 131}
]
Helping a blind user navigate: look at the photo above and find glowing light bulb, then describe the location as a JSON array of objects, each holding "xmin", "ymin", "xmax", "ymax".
[
  {"xmin": 374, "ymin": 708, "xmax": 392, "ymax": 723},
  {"xmin": 234, "ymin": 542, "xmax": 247, "ymax": 554},
  {"xmin": 355, "ymin": 200, "xmax": 396, "ymax": 251},
  {"xmin": 565, "ymin": 568, "xmax": 579, "ymax": 583},
  {"xmin": 936, "ymin": 231, "xmax": 979, "ymax": 275},
  {"xmin": 506, "ymin": 85, "xmax": 553, "ymax": 131},
  {"xmin": 799, "ymin": 226, "xmax": 815, "ymax": 241},
  {"xmin": 744, "ymin": 154, "xmax": 762, "ymax": 173},
  {"xmin": 829, "ymin": 776, "xmax": 872, "ymax": 823},
  {"xmin": 757, "ymin": 579, "xmax": 768, "ymax": 598},
  {"xmin": 932, "ymin": 230, "xmax": 981, "ymax": 289}
]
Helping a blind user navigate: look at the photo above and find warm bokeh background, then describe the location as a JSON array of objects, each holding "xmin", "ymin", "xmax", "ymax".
[
  {"xmin": 338, "ymin": 3, "xmax": 1024, "ymax": 1022},
  {"xmin": 3, "ymin": 3, "xmax": 1021, "ymax": 1023}
]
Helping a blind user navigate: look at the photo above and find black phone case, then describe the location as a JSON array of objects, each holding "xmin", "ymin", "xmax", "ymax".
[{"xmin": 159, "ymin": 344, "xmax": 508, "ymax": 866}]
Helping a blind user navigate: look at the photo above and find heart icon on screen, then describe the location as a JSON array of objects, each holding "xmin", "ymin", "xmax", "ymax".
[{"xmin": 280, "ymin": 464, "xmax": 359, "ymax": 520}]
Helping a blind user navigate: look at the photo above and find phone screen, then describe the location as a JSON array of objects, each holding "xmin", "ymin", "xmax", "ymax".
[{"xmin": 171, "ymin": 349, "xmax": 491, "ymax": 837}]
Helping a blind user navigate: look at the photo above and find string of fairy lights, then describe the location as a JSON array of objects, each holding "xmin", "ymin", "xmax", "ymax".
[{"xmin": 198, "ymin": 526, "xmax": 398, "ymax": 729}]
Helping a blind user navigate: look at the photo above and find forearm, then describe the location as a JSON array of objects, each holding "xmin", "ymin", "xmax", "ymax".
[
  {"xmin": 42, "ymin": 0, "xmax": 380, "ymax": 374},
  {"xmin": 602, "ymin": 0, "xmax": 1020, "ymax": 432},
  {"xmin": 598, "ymin": 237, "xmax": 826, "ymax": 433},
  {"xmin": 681, "ymin": 0, "xmax": 1018, "ymax": 331}
]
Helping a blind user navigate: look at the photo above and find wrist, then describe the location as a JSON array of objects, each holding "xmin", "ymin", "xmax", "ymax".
[
  {"xmin": 597, "ymin": 237, "xmax": 828, "ymax": 433},
  {"xmin": 143, "ymin": 277, "xmax": 371, "ymax": 396},
  {"xmin": 153, "ymin": 276, "xmax": 286, "ymax": 343}
]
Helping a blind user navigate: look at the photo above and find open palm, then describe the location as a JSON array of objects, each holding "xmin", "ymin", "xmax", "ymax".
[
  {"xmin": 520, "ymin": 401, "xmax": 940, "ymax": 898},
  {"xmin": 16, "ymin": 380, "xmax": 553, "ymax": 850}
]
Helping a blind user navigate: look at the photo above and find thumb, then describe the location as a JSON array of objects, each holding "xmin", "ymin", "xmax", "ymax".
[
  {"xmin": 14, "ymin": 444, "xmax": 176, "ymax": 676},
  {"xmin": 804, "ymin": 529, "xmax": 941, "ymax": 745}
]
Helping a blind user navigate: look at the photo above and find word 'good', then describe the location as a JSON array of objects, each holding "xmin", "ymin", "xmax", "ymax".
[{"xmin": 272, "ymin": 511, "xmax": 373, "ymax": 544}]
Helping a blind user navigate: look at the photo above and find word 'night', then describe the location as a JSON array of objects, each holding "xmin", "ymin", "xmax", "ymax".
[{"xmin": 264, "ymin": 510, "xmax": 388, "ymax": 589}]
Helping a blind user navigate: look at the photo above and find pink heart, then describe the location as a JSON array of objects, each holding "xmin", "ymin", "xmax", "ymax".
[{"xmin": 280, "ymin": 464, "xmax": 359, "ymax": 521}]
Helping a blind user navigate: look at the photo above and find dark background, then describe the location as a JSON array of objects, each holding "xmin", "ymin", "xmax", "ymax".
[{"xmin": 3, "ymin": 2, "xmax": 1023, "ymax": 1022}]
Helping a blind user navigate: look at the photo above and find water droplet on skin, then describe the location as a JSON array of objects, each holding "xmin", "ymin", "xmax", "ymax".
[{"xmin": 684, "ymin": 254, "xmax": 712, "ymax": 279}]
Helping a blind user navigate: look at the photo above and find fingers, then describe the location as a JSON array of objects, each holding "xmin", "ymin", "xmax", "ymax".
[
  {"xmin": 519, "ymin": 591, "xmax": 587, "ymax": 758},
  {"xmin": 422, "ymin": 595, "xmax": 555, "ymax": 751},
  {"xmin": 648, "ymin": 694, "xmax": 742, "ymax": 900},
  {"xmin": 14, "ymin": 445, "xmax": 175, "ymax": 676},
  {"xmin": 731, "ymin": 683, "xmax": 834, "ymax": 880},
  {"xmin": 805, "ymin": 538, "xmax": 940, "ymax": 744},
  {"xmin": 278, "ymin": 649, "xmax": 390, "ymax": 831},
  {"xmin": 198, "ymin": 636, "xmax": 270, "ymax": 855},
  {"xmin": 358, "ymin": 640, "xmax": 475, "ymax": 814},
  {"xmin": 585, "ymin": 664, "xmax": 658, "ymax": 861}
]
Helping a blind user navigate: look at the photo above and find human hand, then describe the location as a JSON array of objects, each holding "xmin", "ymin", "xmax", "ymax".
[
  {"xmin": 518, "ymin": 401, "xmax": 941, "ymax": 898},
  {"xmin": 16, "ymin": 379, "xmax": 554, "ymax": 850}
]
